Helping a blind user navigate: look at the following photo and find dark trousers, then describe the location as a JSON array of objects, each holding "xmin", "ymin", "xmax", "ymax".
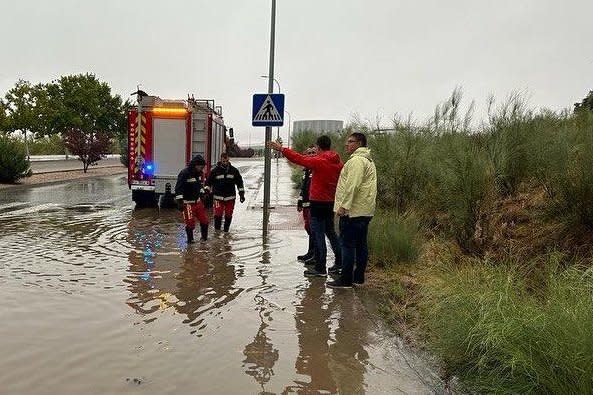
[
  {"xmin": 339, "ymin": 216, "xmax": 372, "ymax": 284},
  {"xmin": 310, "ymin": 202, "xmax": 341, "ymax": 270}
]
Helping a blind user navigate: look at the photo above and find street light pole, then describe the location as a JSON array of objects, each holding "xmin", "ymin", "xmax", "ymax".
[
  {"xmin": 262, "ymin": 0, "xmax": 276, "ymax": 239},
  {"xmin": 260, "ymin": 75, "xmax": 281, "ymax": 152},
  {"xmin": 285, "ymin": 110, "xmax": 291, "ymax": 148}
]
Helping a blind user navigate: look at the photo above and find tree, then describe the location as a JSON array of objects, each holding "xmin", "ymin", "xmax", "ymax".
[
  {"xmin": 41, "ymin": 74, "xmax": 126, "ymax": 172},
  {"xmin": 63, "ymin": 128, "xmax": 112, "ymax": 172},
  {"xmin": 0, "ymin": 100, "xmax": 7, "ymax": 133},
  {"xmin": 3, "ymin": 80, "xmax": 44, "ymax": 158},
  {"xmin": 574, "ymin": 90, "xmax": 593, "ymax": 112}
]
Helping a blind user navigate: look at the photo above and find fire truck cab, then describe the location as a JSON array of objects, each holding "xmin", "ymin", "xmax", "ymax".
[{"xmin": 127, "ymin": 95, "xmax": 226, "ymax": 207}]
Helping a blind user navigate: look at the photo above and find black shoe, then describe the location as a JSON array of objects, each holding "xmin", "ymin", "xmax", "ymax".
[
  {"xmin": 297, "ymin": 253, "xmax": 313, "ymax": 262},
  {"xmin": 186, "ymin": 227, "xmax": 194, "ymax": 244},
  {"xmin": 327, "ymin": 279, "xmax": 352, "ymax": 289},
  {"xmin": 214, "ymin": 216, "xmax": 222, "ymax": 231},
  {"xmin": 223, "ymin": 216, "xmax": 232, "ymax": 232},
  {"xmin": 353, "ymin": 278, "xmax": 364, "ymax": 286},
  {"xmin": 200, "ymin": 223, "xmax": 208, "ymax": 241},
  {"xmin": 303, "ymin": 257, "xmax": 317, "ymax": 266},
  {"xmin": 328, "ymin": 265, "xmax": 342, "ymax": 274},
  {"xmin": 304, "ymin": 268, "xmax": 327, "ymax": 277}
]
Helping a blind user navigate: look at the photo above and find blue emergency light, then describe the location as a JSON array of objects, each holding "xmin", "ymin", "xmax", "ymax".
[{"xmin": 142, "ymin": 162, "xmax": 155, "ymax": 176}]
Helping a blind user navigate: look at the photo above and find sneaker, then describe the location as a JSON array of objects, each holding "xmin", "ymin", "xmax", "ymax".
[
  {"xmin": 304, "ymin": 268, "xmax": 327, "ymax": 277},
  {"xmin": 328, "ymin": 265, "xmax": 342, "ymax": 274},
  {"xmin": 297, "ymin": 253, "xmax": 313, "ymax": 262},
  {"xmin": 327, "ymin": 280, "xmax": 353, "ymax": 289}
]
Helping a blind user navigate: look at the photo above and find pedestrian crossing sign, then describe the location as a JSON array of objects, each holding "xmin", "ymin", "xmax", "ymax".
[{"xmin": 252, "ymin": 94, "xmax": 285, "ymax": 127}]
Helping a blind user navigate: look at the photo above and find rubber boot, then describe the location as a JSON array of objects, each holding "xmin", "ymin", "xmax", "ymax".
[
  {"xmin": 214, "ymin": 216, "xmax": 223, "ymax": 231},
  {"xmin": 200, "ymin": 223, "xmax": 209, "ymax": 241},
  {"xmin": 223, "ymin": 216, "xmax": 232, "ymax": 232},
  {"xmin": 186, "ymin": 227, "xmax": 194, "ymax": 244}
]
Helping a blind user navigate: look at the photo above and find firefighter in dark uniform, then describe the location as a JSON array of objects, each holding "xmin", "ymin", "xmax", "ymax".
[
  {"xmin": 297, "ymin": 146, "xmax": 317, "ymax": 263},
  {"xmin": 175, "ymin": 155, "xmax": 209, "ymax": 243},
  {"xmin": 205, "ymin": 152, "xmax": 245, "ymax": 232}
]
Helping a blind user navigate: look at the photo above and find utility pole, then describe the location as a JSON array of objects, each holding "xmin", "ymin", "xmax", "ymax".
[{"xmin": 262, "ymin": 0, "xmax": 276, "ymax": 239}]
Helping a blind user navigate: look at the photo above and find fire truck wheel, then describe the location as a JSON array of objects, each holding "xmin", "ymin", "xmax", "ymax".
[{"xmin": 132, "ymin": 190, "xmax": 158, "ymax": 208}]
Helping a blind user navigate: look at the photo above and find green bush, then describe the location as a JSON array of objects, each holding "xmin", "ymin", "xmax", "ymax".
[
  {"xmin": 10, "ymin": 134, "xmax": 67, "ymax": 155},
  {"xmin": 548, "ymin": 112, "xmax": 593, "ymax": 228},
  {"xmin": 486, "ymin": 94, "xmax": 533, "ymax": 195},
  {"xmin": 370, "ymin": 129, "xmax": 431, "ymax": 213},
  {"xmin": 433, "ymin": 133, "xmax": 494, "ymax": 253},
  {"xmin": 0, "ymin": 136, "xmax": 32, "ymax": 183},
  {"xmin": 368, "ymin": 210, "xmax": 421, "ymax": 266},
  {"xmin": 290, "ymin": 130, "xmax": 319, "ymax": 154},
  {"xmin": 421, "ymin": 257, "xmax": 593, "ymax": 394}
]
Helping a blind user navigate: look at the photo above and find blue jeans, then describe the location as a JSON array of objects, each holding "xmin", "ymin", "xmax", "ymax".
[
  {"xmin": 310, "ymin": 203, "xmax": 341, "ymax": 271},
  {"xmin": 339, "ymin": 216, "xmax": 372, "ymax": 284}
]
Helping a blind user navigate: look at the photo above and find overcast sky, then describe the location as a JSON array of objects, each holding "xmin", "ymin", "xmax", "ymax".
[{"xmin": 1, "ymin": 0, "xmax": 592, "ymax": 145}]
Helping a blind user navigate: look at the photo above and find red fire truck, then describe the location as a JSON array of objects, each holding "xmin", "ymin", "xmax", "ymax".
[{"xmin": 127, "ymin": 94, "xmax": 226, "ymax": 207}]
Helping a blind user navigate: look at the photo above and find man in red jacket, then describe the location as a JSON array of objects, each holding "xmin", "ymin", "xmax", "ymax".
[{"xmin": 269, "ymin": 135, "xmax": 343, "ymax": 277}]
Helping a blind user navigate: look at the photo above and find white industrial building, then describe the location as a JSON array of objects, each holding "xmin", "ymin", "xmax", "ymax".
[{"xmin": 292, "ymin": 120, "xmax": 343, "ymax": 134}]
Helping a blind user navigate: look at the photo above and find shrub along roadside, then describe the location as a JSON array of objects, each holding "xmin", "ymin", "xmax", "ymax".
[
  {"xmin": 0, "ymin": 135, "xmax": 31, "ymax": 183},
  {"xmin": 347, "ymin": 90, "xmax": 593, "ymax": 392},
  {"xmin": 419, "ymin": 257, "xmax": 593, "ymax": 394},
  {"xmin": 368, "ymin": 210, "xmax": 422, "ymax": 266}
]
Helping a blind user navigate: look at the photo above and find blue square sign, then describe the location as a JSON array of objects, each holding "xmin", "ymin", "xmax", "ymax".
[{"xmin": 252, "ymin": 94, "xmax": 285, "ymax": 127}]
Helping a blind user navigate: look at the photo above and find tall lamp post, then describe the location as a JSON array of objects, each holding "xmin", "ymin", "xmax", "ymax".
[
  {"xmin": 262, "ymin": 0, "xmax": 277, "ymax": 239},
  {"xmin": 285, "ymin": 110, "xmax": 291, "ymax": 148}
]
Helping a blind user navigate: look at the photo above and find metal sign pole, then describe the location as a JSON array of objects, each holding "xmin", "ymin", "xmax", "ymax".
[{"xmin": 263, "ymin": 0, "xmax": 276, "ymax": 239}]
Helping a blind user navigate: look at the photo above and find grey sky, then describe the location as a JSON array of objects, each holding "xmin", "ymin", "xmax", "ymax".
[{"xmin": 1, "ymin": 0, "xmax": 591, "ymax": 146}]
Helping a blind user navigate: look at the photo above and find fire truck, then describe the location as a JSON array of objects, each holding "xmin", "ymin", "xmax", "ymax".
[{"xmin": 127, "ymin": 94, "xmax": 227, "ymax": 207}]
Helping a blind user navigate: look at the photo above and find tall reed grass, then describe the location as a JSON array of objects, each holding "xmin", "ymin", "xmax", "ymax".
[
  {"xmin": 368, "ymin": 210, "xmax": 421, "ymax": 266},
  {"xmin": 421, "ymin": 257, "xmax": 593, "ymax": 394}
]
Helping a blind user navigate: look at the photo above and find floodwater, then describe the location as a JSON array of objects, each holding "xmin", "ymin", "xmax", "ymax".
[{"xmin": 0, "ymin": 158, "xmax": 442, "ymax": 394}]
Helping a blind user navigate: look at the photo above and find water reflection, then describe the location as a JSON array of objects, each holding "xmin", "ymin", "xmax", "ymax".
[
  {"xmin": 124, "ymin": 208, "xmax": 242, "ymax": 335},
  {"xmin": 290, "ymin": 282, "xmax": 338, "ymax": 394},
  {"xmin": 327, "ymin": 292, "xmax": 369, "ymax": 394},
  {"xmin": 242, "ymin": 247, "xmax": 280, "ymax": 393}
]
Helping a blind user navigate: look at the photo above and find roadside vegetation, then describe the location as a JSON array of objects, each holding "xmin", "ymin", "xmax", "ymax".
[
  {"xmin": 291, "ymin": 88, "xmax": 593, "ymax": 393},
  {"xmin": 0, "ymin": 74, "xmax": 128, "ymax": 182}
]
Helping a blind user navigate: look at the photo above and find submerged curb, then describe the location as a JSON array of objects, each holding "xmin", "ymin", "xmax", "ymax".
[{"xmin": 0, "ymin": 167, "xmax": 128, "ymax": 190}]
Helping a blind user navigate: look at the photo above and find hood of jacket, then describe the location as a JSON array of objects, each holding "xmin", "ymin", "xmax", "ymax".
[{"xmin": 350, "ymin": 147, "xmax": 372, "ymax": 161}]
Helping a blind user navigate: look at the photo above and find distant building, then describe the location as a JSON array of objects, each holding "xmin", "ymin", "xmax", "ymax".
[{"xmin": 293, "ymin": 120, "xmax": 343, "ymax": 134}]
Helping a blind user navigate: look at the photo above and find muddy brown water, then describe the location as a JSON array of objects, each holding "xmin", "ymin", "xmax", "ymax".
[{"xmin": 0, "ymin": 159, "xmax": 442, "ymax": 394}]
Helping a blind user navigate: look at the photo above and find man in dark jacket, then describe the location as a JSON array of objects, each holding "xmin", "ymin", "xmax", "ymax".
[
  {"xmin": 175, "ymin": 155, "xmax": 209, "ymax": 243},
  {"xmin": 205, "ymin": 152, "xmax": 245, "ymax": 232},
  {"xmin": 269, "ymin": 135, "xmax": 343, "ymax": 277},
  {"xmin": 297, "ymin": 146, "xmax": 316, "ymax": 262}
]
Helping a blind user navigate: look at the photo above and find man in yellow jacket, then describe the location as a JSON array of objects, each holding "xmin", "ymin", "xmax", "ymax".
[{"xmin": 328, "ymin": 132, "xmax": 377, "ymax": 288}]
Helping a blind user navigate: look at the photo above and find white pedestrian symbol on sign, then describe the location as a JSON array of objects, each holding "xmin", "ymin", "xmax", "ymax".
[{"xmin": 253, "ymin": 95, "xmax": 282, "ymax": 121}]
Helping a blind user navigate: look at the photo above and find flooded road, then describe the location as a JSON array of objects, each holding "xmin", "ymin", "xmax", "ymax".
[{"xmin": 0, "ymin": 158, "xmax": 441, "ymax": 394}]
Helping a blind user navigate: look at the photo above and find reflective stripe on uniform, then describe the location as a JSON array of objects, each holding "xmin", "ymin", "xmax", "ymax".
[
  {"xmin": 213, "ymin": 195, "xmax": 237, "ymax": 201},
  {"xmin": 183, "ymin": 200, "xmax": 197, "ymax": 203},
  {"xmin": 226, "ymin": 174, "xmax": 235, "ymax": 179},
  {"xmin": 175, "ymin": 194, "xmax": 184, "ymax": 200},
  {"xmin": 187, "ymin": 178, "xmax": 197, "ymax": 183},
  {"xmin": 238, "ymin": 188, "xmax": 245, "ymax": 192},
  {"xmin": 215, "ymin": 175, "xmax": 225, "ymax": 179}
]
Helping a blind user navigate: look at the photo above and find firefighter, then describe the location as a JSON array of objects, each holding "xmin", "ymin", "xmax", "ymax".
[
  {"xmin": 175, "ymin": 155, "xmax": 209, "ymax": 243},
  {"xmin": 205, "ymin": 152, "xmax": 245, "ymax": 232}
]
